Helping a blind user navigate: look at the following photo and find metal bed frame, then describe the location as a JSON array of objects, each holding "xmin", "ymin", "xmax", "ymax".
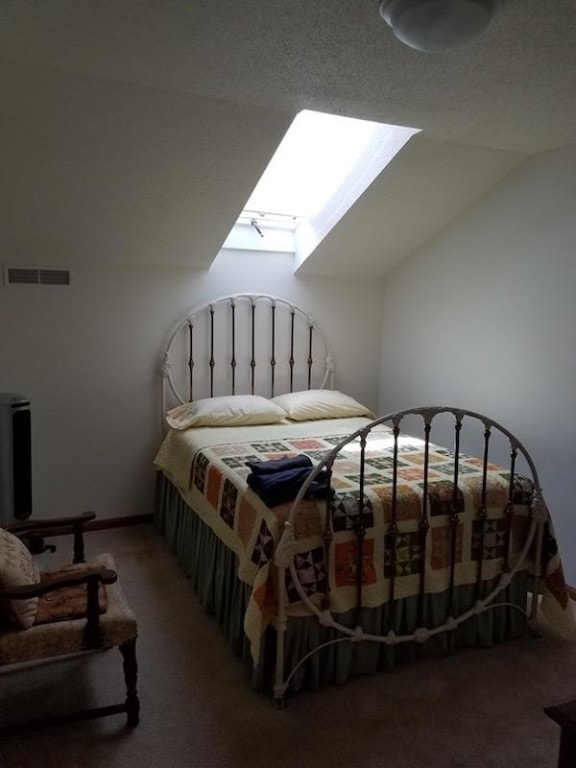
[
  {"xmin": 272, "ymin": 406, "xmax": 546, "ymax": 705},
  {"xmin": 161, "ymin": 293, "xmax": 335, "ymax": 412},
  {"xmin": 157, "ymin": 293, "xmax": 551, "ymax": 705}
]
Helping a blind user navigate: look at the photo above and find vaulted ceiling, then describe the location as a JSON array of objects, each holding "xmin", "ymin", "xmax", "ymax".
[{"xmin": 2, "ymin": 1, "xmax": 576, "ymax": 276}]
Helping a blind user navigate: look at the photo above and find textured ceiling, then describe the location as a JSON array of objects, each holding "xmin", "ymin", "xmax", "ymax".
[{"xmin": 2, "ymin": 1, "xmax": 576, "ymax": 275}]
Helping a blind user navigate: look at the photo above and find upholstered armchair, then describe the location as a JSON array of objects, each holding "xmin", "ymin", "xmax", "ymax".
[{"xmin": 0, "ymin": 512, "xmax": 139, "ymax": 734}]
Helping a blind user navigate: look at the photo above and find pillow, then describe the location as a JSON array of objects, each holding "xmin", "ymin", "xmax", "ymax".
[
  {"xmin": 271, "ymin": 389, "xmax": 375, "ymax": 422},
  {"xmin": 166, "ymin": 394, "xmax": 288, "ymax": 430},
  {"xmin": 0, "ymin": 527, "xmax": 40, "ymax": 629}
]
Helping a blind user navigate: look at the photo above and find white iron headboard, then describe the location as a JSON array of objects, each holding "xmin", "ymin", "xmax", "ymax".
[{"xmin": 160, "ymin": 294, "xmax": 335, "ymax": 413}]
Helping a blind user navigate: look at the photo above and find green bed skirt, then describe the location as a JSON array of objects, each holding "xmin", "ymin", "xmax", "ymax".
[{"xmin": 155, "ymin": 473, "xmax": 529, "ymax": 692}]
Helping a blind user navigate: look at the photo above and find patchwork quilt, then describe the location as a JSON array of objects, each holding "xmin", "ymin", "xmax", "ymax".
[{"xmin": 155, "ymin": 418, "xmax": 573, "ymax": 662}]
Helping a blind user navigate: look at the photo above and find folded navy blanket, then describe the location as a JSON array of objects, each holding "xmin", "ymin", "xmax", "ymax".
[
  {"xmin": 246, "ymin": 464, "xmax": 330, "ymax": 507},
  {"xmin": 246, "ymin": 455, "xmax": 313, "ymax": 474}
]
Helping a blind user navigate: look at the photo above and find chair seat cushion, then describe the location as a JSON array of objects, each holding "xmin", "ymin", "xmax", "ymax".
[
  {"xmin": 34, "ymin": 564, "xmax": 108, "ymax": 626},
  {"xmin": 0, "ymin": 554, "xmax": 137, "ymax": 667}
]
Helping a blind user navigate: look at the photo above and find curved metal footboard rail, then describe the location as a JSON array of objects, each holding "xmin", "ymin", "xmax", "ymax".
[{"xmin": 273, "ymin": 406, "xmax": 548, "ymax": 704}]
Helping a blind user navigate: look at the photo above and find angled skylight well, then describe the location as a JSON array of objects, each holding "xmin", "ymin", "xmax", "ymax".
[{"xmin": 221, "ymin": 109, "xmax": 420, "ymax": 267}]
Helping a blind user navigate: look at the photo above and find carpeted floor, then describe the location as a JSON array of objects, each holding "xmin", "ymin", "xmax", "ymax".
[{"xmin": 1, "ymin": 523, "xmax": 574, "ymax": 768}]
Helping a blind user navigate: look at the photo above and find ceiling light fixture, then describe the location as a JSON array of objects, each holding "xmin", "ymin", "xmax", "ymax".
[{"xmin": 379, "ymin": 0, "xmax": 502, "ymax": 53}]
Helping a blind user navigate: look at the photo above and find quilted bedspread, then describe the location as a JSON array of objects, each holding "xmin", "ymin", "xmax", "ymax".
[{"xmin": 155, "ymin": 418, "xmax": 574, "ymax": 662}]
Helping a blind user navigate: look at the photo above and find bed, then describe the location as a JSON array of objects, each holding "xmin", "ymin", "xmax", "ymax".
[{"xmin": 154, "ymin": 293, "xmax": 574, "ymax": 705}]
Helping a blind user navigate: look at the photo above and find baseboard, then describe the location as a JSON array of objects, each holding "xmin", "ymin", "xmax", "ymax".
[
  {"xmin": 85, "ymin": 514, "xmax": 154, "ymax": 531},
  {"xmin": 12, "ymin": 513, "xmax": 154, "ymax": 543}
]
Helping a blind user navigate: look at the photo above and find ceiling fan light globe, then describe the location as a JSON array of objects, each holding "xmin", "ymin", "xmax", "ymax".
[{"xmin": 379, "ymin": 0, "xmax": 501, "ymax": 52}]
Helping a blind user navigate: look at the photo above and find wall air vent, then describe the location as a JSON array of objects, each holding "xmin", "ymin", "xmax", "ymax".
[{"xmin": 3, "ymin": 266, "xmax": 71, "ymax": 287}]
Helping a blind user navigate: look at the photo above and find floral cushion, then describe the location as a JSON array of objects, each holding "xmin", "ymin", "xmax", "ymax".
[
  {"xmin": 34, "ymin": 564, "xmax": 108, "ymax": 625},
  {"xmin": 0, "ymin": 527, "xmax": 40, "ymax": 628}
]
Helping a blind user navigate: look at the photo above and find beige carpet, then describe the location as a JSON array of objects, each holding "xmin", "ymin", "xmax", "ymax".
[{"xmin": 1, "ymin": 523, "xmax": 574, "ymax": 768}]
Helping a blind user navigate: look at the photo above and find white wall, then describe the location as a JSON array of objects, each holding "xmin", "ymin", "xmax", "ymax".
[
  {"xmin": 0, "ymin": 251, "xmax": 383, "ymax": 522},
  {"xmin": 378, "ymin": 144, "xmax": 576, "ymax": 584}
]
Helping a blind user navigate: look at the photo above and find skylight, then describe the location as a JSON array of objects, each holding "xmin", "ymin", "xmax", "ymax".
[{"xmin": 221, "ymin": 110, "xmax": 420, "ymax": 266}]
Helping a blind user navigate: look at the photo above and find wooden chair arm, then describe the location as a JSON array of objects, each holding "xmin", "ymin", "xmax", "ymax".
[
  {"xmin": 6, "ymin": 511, "xmax": 96, "ymax": 564},
  {"xmin": 6, "ymin": 511, "xmax": 96, "ymax": 535},
  {"xmin": 0, "ymin": 568, "xmax": 117, "ymax": 600}
]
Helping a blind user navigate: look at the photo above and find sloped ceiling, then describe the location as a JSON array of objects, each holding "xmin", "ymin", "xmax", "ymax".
[{"xmin": 1, "ymin": 1, "xmax": 576, "ymax": 276}]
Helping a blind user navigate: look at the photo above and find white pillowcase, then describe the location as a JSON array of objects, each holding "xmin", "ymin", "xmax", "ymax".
[
  {"xmin": 166, "ymin": 394, "xmax": 288, "ymax": 430},
  {"xmin": 271, "ymin": 389, "xmax": 375, "ymax": 422}
]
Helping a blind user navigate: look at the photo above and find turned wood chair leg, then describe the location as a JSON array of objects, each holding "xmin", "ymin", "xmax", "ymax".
[
  {"xmin": 544, "ymin": 700, "xmax": 576, "ymax": 768},
  {"xmin": 120, "ymin": 638, "xmax": 140, "ymax": 728}
]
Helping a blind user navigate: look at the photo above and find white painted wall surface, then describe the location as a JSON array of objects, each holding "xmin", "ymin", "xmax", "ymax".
[
  {"xmin": 0, "ymin": 251, "xmax": 383, "ymax": 522},
  {"xmin": 378, "ymin": 145, "xmax": 576, "ymax": 584}
]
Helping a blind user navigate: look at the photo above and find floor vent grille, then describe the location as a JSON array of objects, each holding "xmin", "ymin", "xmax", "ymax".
[{"xmin": 4, "ymin": 266, "xmax": 71, "ymax": 287}]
